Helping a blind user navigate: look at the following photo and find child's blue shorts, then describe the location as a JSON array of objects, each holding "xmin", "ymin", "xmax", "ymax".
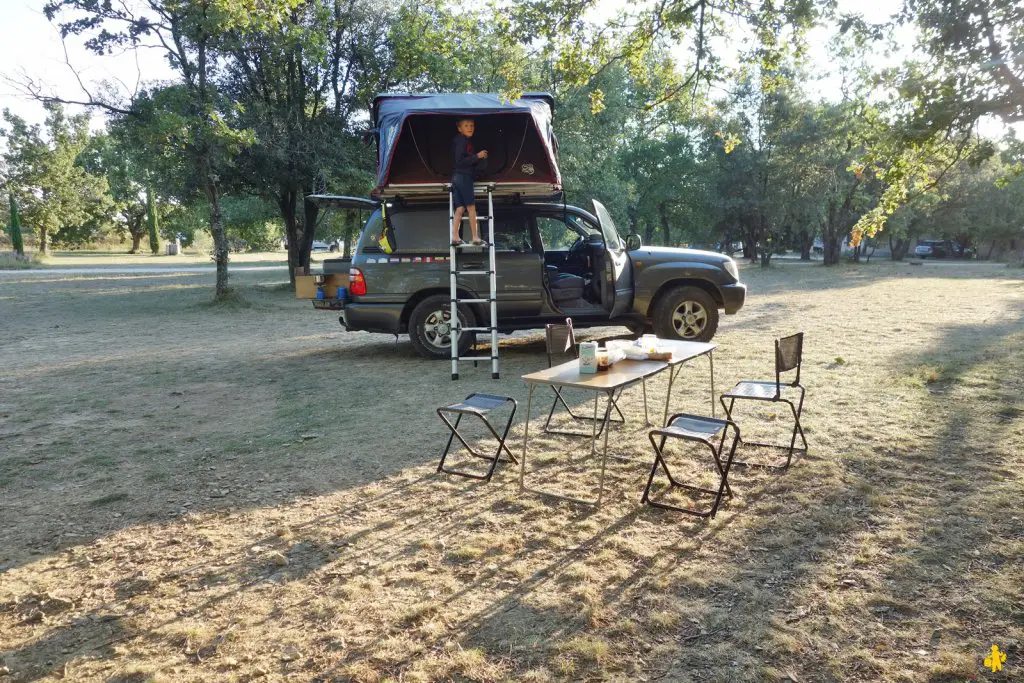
[{"xmin": 451, "ymin": 172, "xmax": 475, "ymax": 209}]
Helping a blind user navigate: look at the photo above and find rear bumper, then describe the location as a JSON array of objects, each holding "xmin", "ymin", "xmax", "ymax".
[
  {"xmin": 721, "ymin": 282, "xmax": 746, "ymax": 314},
  {"xmin": 341, "ymin": 302, "xmax": 404, "ymax": 334}
]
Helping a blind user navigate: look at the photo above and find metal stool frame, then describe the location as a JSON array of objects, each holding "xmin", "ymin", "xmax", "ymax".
[
  {"xmin": 643, "ymin": 412, "xmax": 741, "ymax": 519},
  {"xmin": 720, "ymin": 332, "xmax": 807, "ymax": 470},
  {"xmin": 437, "ymin": 393, "xmax": 518, "ymax": 482}
]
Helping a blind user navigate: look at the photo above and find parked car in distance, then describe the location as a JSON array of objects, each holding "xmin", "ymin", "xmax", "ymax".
[
  {"xmin": 914, "ymin": 240, "xmax": 973, "ymax": 259},
  {"xmin": 311, "ymin": 240, "xmax": 331, "ymax": 252}
]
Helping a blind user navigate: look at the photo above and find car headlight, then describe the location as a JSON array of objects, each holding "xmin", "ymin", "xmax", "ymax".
[{"xmin": 724, "ymin": 258, "xmax": 739, "ymax": 281}]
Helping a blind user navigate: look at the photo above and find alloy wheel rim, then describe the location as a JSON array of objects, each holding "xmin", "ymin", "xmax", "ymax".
[
  {"xmin": 671, "ymin": 300, "xmax": 708, "ymax": 338},
  {"xmin": 424, "ymin": 309, "xmax": 456, "ymax": 349}
]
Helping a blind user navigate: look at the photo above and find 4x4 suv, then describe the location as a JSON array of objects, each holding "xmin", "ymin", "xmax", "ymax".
[
  {"xmin": 914, "ymin": 239, "xmax": 974, "ymax": 259},
  {"xmin": 316, "ymin": 196, "xmax": 746, "ymax": 359}
]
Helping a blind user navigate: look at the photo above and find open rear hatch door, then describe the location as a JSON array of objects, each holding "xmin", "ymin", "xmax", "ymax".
[{"xmin": 297, "ymin": 195, "xmax": 380, "ymax": 305}]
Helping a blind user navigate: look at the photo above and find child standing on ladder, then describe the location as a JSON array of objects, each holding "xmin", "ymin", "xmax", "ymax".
[{"xmin": 451, "ymin": 118, "xmax": 488, "ymax": 246}]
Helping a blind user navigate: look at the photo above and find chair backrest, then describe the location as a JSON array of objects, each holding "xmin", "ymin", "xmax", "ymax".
[
  {"xmin": 775, "ymin": 332, "xmax": 804, "ymax": 388},
  {"xmin": 545, "ymin": 318, "xmax": 576, "ymax": 368}
]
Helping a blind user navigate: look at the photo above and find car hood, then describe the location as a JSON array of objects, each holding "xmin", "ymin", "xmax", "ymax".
[{"xmin": 630, "ymin": 245, "xmax": 732, "ymax": 266}]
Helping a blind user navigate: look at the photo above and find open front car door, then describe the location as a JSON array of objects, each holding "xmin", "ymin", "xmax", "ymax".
[{"xmin": 592, "ymin": 200, "xmax": 634, "ymax": 317}]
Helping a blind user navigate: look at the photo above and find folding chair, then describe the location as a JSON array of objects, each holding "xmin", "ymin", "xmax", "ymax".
[
  {"xmin": 719, "ymin": 332, "xmax": 807, "ymax": 469},
  {"xmin": 543, "ymin": 318, "xmax": 627, "ymax": 437},
  {"xmin": 437, "ymin": 393, "xmax": 518, "ymax": 482},
  {"xmin": 643, "ymin": 413, "xmax": 741, "ymax": 519}
]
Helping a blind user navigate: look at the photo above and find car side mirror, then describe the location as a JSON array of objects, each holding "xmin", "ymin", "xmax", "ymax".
[{"xmin": 625, "ymin": 234, "xmax": 642, "ymax": 251}]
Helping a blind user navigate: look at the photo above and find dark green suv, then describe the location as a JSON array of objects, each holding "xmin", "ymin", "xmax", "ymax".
[{"xmin": 317, "ymin": 196, "xmax": 746, "ymax": 359}]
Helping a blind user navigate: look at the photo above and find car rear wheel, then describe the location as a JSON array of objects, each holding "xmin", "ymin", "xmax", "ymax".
[
  {"xmin": 652, "ymin": 285, "xmax": 719, "ymax": 342},
  {"xmin": 408, "ymin": 294, "xmax": 476, "ymax": 360}
]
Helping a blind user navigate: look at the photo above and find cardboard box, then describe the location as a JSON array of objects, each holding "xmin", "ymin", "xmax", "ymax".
[
  {"xmin": 294, "ymin": 275, "xmax": 320, "ymax": 299},
  {"xmin": 294, "ymin": 273, "xmax": 349, "ymax": 300},
  {"xmin": 323, "ymin": 273, "xmax": 348, "ymax": 299}
]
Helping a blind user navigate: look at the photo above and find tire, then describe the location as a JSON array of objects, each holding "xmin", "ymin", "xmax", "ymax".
[
  {"xmin": 408, "ymin": 294, "xmax": 476, "ymax": 360},
  {"xmin": 651, "ymin": 285, "xmax": 719, "ymax": 342},
  {"xmin": 329, "ymin": 244, "xmax": 339, "ymax": 253}
]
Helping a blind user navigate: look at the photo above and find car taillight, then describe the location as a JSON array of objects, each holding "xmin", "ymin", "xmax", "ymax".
[{"xmin": 349, "ymin": 267, "xmax": 366, "ymax": 296}]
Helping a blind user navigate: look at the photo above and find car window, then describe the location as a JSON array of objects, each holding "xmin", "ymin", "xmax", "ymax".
[
  {"xmin": 566, "ymin": 214, "xmax": 601, "ymax": 237},
  {"xmin": 536, "ymin": 215, "xmax": 595, "ymax": 250},
  {"xmin": 493, "ymin": 215, "xmax": 533, "ymax": 253},
  {"xmin": 359, "ymin": 208, "xmax": 448, "ymax": 254}
]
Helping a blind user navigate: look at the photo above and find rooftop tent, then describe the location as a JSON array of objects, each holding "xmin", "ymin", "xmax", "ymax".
[{"xmin": 372, "ymin": 92, "xmax": 562, "ymax": 200}]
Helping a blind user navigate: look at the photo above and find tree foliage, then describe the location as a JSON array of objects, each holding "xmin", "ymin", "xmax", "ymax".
[
  {"xmin": 8, "ymin": 0, "xmax": 1021, "ymax": 282},
  {"xmin": 0, "ymin": 104, "xmax": 111, "ymax": 253}
]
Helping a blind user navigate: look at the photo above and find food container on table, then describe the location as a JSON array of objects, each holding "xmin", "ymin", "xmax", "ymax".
[
  {"xmin": 596, "ymin": 347, "xmax": 610, "ymax": 371},
  {"xmin": 579, "ymin": 341, "xmax": 598, "ymax": 374}
]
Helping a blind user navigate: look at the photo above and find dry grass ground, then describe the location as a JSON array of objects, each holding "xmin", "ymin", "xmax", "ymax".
[{"xmin": 0, "ymin": 261, "xmax": 1021, "ymax": 682}]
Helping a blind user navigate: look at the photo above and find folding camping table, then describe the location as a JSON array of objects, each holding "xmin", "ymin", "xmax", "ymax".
[
  {"xmin": 654, "ymin": 340, "xmax": 718, "ymax": 425},
  {"xmin": 518, "ymin": 340, "xmax": 719, "ymax": 507},
  {"xmin": 518, "ymin": 358, "xmax": 668, "ymax": 507}
]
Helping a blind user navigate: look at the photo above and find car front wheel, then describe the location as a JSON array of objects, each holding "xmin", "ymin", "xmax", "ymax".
[
  {"xmin": 652, "ymin": 285, "xmax": 719, "ymax": 342},
  {"xmin": 408, "ymin": 294, "xmax": 477, "ymax": 360}
]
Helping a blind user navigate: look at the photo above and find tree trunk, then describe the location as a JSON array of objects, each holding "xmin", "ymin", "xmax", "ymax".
[
  {"xmin": 205, "ymin": 178, "xmax": 230, "ymax": 297},
  {"xmin": 986, "ymin": 240, "xmax": 996, "ymax": 260},
  {"xmin": 659, "ymin": 202, "xmax": 671, "ymax": 246},
  {"xmin": 38, "ymin": 226, "xmax": 48, "ymax": 254},
  {"xmin": 822, "ymin": 231, "xmax": 841, "ymax": 265},
  {"xmin": 722, "ymin": 229, "xmax": 735, "ymax": 256},
  {"xmin": 889, "ymin": 234, "xmax": 910, "ymax": 261},
  {"xmin": 742, "ymin": 220, "xmax": 758, "ymax": 263},
  {"xmin": 642, "ymin": 221, "xmax": 656, "ymax": 247},
  {"xmin": 343, "ymin": 223, "xmax": 354, "ymax": 259},
  {"xmin": 281, "ymin": 188, "xmax": 312, "ymax": 287},
  {"xmin": 130, "ymin": 232, "xmax": 143, "ymax": 253},
  {"xmin": 799, "ymin": 229, "xmax": 812, "ymax": 260},
  {"xmin": 146, "ymin": 185, "xmax": 160, "ymax": 255}
]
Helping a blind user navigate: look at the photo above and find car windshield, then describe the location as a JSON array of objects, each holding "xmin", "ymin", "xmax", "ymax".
[{"xmin": 565, "ymin": 214, "xmax": 600, "ymax": 237}]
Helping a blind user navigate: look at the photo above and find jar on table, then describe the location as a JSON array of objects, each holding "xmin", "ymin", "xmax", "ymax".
[{"xmin": 596, "ymin": 347, "xmax": 610, "ymax": 371}]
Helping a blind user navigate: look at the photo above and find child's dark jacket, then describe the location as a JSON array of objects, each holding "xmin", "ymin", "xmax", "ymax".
[{"xmin": 452, "ymin": 135, "xmax": 486, "ymax": 176}]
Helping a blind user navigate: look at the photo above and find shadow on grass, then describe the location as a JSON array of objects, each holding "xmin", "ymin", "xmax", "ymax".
[
  {"xmin": 2, "ymin": 263, "xmax": 1022, "ymax": 680},
  {"xmin": 306, "ymin": 311, "xmax": 1023, "ymax": 681}
]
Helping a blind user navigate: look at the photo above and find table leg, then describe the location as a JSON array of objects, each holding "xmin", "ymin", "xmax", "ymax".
[
  {"xmin": 519, "ymin": 383, "xmax": 535, "ymax": 492},
  {"xmin": 595, "ymin": 390, "xmax": 614, "ymax": 507},
  {"xmin": 590, "ymin": 390, "xmax": 600, "ymax": 456},
  {"xmin": 642, "ymin": 378, "xmax": 651, "ymax": 426},
  {"xmin": 709, "ymin": 351, "xmax": 716, "ymax": 417},
  {"xmin": 663, "ymin": 364, "xmax": 681, "ymax": 427}
]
